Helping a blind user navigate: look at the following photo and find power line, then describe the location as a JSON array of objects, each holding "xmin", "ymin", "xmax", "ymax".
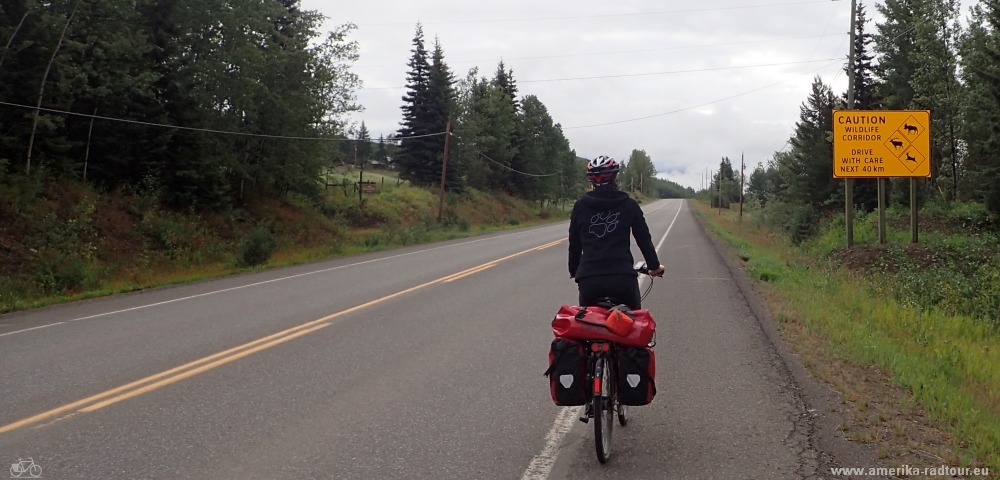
[
  {"xmin": 520, "ymin": 59, "xmax": 840, "ymax": 83},
  {"xmin": 351, "ymin": 33, "xmax": 846, "ymax": 69},
  {"xmin": 563, "ymin": 61, "xmax": 840, "ymax": 129},
  {"xmin": 357, "ymin": 1, "xmax": 830, "ymax": 26},
  {"xmin": 360, "ymin": 58, "xmax": 841, "ymax": 91},
  {"xmin": 0, "ymin": 101, "xmax": 446, "ymax": 142},
  {"xmin": 452, "ymin": 135, "xmax": 559, "ymax": 177}
]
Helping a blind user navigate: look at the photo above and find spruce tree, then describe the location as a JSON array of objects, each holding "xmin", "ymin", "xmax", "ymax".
[
  {"xmin": 375, "ymin": 134, "xmax": 389, "ymax": 165},
  {"xmin": 848, "ymin": 2, "xmax": 880, "ymax": 212},
  {"xmin": 493, "ymin": 61, "xmax": 519, "ymax": 113},
  {"xmin": 781, "ymin": 77, "xmax": 838, "ymax": 210},
  {"xmin": 397, "ymin": 24, "xmax": 435, "ymax": 185},
  {"xmin": 492, "ymin": 62, "xmax": 524, "ymax": 194},
  {"xmin": 959, "ymin": 1, "xmax": 1000, "ymax": 213},
  {"xmin": 874, "ymin": 0, "xmax": 919, "ymax": 110},
  {"xmin": 355, "ymin": 121, "xmax": 372, "ymax": 165},
  {"xmin": 909, "ymin": 0, "xmax": 962, "ymax": 197},
  {"xmin": 427, "ymin": 37, "xmax": 461, "ymax": 190}
]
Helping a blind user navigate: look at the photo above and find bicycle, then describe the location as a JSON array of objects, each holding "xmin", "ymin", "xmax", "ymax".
[
  {"xmin": 10, "ymin": 458, "xmax": 42, "ymax": 478},
  {"xmin": 578, "ymin": 262, "xmax": 656, "ymax": 464}
]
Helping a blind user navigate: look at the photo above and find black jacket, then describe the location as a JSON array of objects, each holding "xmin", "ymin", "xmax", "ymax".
[{"xmin": 568, "ymin": 187, "xmax": 660, "ymax": 280}]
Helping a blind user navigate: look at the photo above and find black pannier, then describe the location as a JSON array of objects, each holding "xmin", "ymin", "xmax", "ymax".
[
  {"xmin": 544, "ymin": 338, "xmax": 590, "ymax": 406},
  {"xmin": 617, "ymin": 346, "xmax": 656, "ymax": 406}
]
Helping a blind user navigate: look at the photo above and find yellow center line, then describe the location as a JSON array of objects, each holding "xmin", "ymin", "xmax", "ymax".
[
  {"xmin": 644, "ymin": 202, "xmax": 669, "ymax": 215},
  {"xmin": 81, "ymin": 323, "xmax": 332, "ymax": 412},
  {"xmin": 0, "ymin": 238, "xmax": 567, "ymax": 434},
  {"xmin": 444, "ymin": 264, "xmax": 496, "ymax": 283}
]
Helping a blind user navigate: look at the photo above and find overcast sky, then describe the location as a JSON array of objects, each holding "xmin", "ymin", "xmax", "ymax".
[{"xmin": 300, "ymin": 0, "xmax": 973, "ymax": 190}]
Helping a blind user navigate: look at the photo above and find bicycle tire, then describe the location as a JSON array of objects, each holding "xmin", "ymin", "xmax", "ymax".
[
  {"xmin": 618, "ymin": 403, "xmax": 629, "ymax": 426},
  {"xmin": 594, "ymin": 356, "xmax": 613, "ymax": 463}
]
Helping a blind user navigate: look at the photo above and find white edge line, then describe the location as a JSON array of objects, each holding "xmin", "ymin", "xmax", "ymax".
[
  {"xmin": 656, "ymin": 199, "xmax": 685, "ymax": 251},
  {"xmin": 0, "ymin": 322, "xmax": 66, "ymax": 338},
  {"xmin": 0, "ymin": 223, "xmax": 568, "ymax": 338},
  {"xmin": 520, "ymin": 199, "xmax": 683, "ymax": 480},
  {"xmin": 520, "ymin": 406, "xmax": 583, "ymax": 480}
]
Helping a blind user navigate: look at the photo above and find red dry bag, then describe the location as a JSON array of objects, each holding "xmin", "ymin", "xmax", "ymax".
[{"xmin": 551, "ymin": 305, "xmax": 656, "ymax": 348}]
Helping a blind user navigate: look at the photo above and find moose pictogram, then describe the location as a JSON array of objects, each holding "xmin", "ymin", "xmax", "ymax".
[
  {"xmin": 905, "ymin": 153, "xmax": 916, "ymax": 162},
  {"xmin": 889, "ymin": 139, "xmax": 904, "ymax": 150},
  {"xmin": 903, "ymin": 124, "xmax": 919, "ymax": 135}
]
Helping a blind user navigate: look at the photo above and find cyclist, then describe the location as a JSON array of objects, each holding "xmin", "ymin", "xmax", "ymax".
[{"xmin": 568, "ymin": 155, "xmax": 665, "ymax": 310}]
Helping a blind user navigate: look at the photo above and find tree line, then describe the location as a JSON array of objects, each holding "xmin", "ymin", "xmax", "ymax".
[
  {"xmin": 390, "ymin": 24, "xmax": 589, "ymax": 207},
  {"xmin": 390, "ymin": 25, "xmax": 692, "ymax": 206},
  {"xmin": 730, "ymin": 0, "xmax": 1000, "ymax": 241},
  {"xmin": 0, "ymin": 0, "xmax": 361, "ymax": 209},
  {"xmin": 1, "ymin": 4, "xmax": 687, "ymax": 213}
]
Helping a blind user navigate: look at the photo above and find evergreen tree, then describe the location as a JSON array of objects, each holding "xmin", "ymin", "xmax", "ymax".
[
  {"xmin": 492, "ymin": 60, "xmax": 519, "ymax": 113},
  {"xmin": 746, "ymin": 163, "xmax": 780, "ymax": 207},
  {"xmin": 847, "ymin": 2, "xmax": 880, "ymax": 212},
  {"xmin": 397, "ymin": 24, "xmax": 435, "ymax": 185},
  {"xmin": 355, "ymin": 121, "xmax": 371, "ymax": 165},
  {"xmin": 874, "ymin": 0, "xmax": 919, "ymax": 110},
  {"xmin": 493, "ymin": 62, "xmax": 525, "ymax": 194},
  {"xmin": 848, "ymin": 2, "xmax": 880, "ymax": 110},
  {"xmin": 396, "ymin": 29, "xmax": 457, "ymax": 188},
  {"xmin": 621, "ymin": 150, "xmax": 657, "ymax": 196},
  {"xmin": 452, "ymin": 69, "xmax": 517, "ymax": 192},
  {"xmin": 427, "ymin": 37, "xmax": 460, "ymax": 190},
  {"xmin": 958, "ymin": 1, "xmax": 1000, "ymax": 213},
  {"xmin": 375, "ymin": 134, "xmax": 389, "ymax": 164},
  {"xmin": 0, "ymin": 0, "xmax": 361, "ymax": 208},
  {"xmin": 780, "ymin": 77, "xmax": 838, "ymax": 210},
  {"xmin": 909, "ymin": 0, "xmax": 962, "ymax": 198}
]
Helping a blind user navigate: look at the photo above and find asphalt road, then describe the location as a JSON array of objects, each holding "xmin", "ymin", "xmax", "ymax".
[{"xmin": 0, "ymin": 199, "xmax": 875, "ymax": 479}]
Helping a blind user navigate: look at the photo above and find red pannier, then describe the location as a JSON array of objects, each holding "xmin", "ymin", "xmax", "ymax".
[{"xmin": 551, "ymin": 305, "xmax": 656, "ymax": 348}]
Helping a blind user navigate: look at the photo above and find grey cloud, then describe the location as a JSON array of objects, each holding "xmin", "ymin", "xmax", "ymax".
[{"xmin": 303, "ymin": 0, "xmax": 973, "ymax": 189}]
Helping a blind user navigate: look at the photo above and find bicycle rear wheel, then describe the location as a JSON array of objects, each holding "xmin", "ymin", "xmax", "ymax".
[{"xmin": 593, "ymin": 356, "xmax": 613, "ymax": 463}]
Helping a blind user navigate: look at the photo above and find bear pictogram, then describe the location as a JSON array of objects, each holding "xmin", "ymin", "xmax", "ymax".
[{"xmin": 589, "ymin": 212, "xmax": 620, "ymax": 238}]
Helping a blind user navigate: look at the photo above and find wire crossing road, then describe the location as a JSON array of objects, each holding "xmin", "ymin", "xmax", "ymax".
[{"xmin": 0, "ymin": 200, "xmax": 869, "ymax": 479}]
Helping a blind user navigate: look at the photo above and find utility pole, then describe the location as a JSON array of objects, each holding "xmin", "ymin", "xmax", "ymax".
[
  {"xmin": 437, "ymin": 120, "xmax": 451, "ymax": 223},
  {"xmin": 717, "ymin": 169, "xmax": 722, "ymax": 215},
  {"xmin": 357, "ymin": 144, "xmax": 363, "ymax": 205},
  {"xmin": 740, "ymin": 153, "xmax": 745, "ymax": 222},
  {"xmin": 845, "ymin": 0, "xmax": 858, "ymax": 248},
  {"xmin": 83, "ymin": 106, "xmax": 97, "ymax": 182}
]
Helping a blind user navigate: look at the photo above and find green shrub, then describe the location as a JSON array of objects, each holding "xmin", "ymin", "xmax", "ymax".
[
  {"xmin": 35, "ymin": 252, "xmax": 91, "ymax": 293},
  {"xmin": 239, "ymin": 227, "xmax": 276, "ymax": 267},
  {"xmin": 442, "ymin": 208, "xmax": 470, "ymax": 231},
  {"xmin": 506, "ymin": 215, "xmax": 520, "ymax": 226},
  {"xmin": 755, "ymin": 201, "xmax": 819, "ymax": 245}
]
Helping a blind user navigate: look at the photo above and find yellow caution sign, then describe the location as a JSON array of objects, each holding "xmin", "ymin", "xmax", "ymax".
[{"xmin": 833, "ymin": 110, "xmax": 931, "ymax": 178}]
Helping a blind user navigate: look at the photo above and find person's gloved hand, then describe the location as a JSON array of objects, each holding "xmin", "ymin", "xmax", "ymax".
[{"xmin": 648, "ymin": 265, "xmax": 665, "ymax": 277}]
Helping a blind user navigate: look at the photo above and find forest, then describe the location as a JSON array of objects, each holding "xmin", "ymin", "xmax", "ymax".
[{"xmin": 725, "ymin": 0, "xmax": 1000, "ymax": 243}]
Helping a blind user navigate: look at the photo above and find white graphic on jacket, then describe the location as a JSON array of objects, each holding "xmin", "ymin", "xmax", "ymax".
[{"xmin": 589, "ymin": 211, "xmax": 620, "ymax": 238}]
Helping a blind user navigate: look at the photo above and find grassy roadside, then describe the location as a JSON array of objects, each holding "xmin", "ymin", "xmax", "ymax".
[
  {"xmin": 0, "ymin": 173, "xmax": 574, "ymax": 315},
  {"xmin": 691, "ymin": 200, "xmax": 999, "ymax": 474}
]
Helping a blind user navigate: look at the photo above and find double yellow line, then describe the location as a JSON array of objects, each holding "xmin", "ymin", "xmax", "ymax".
[{"xmin": 0, "ymin": 238, "xmax": 566, "ymax": 434}]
